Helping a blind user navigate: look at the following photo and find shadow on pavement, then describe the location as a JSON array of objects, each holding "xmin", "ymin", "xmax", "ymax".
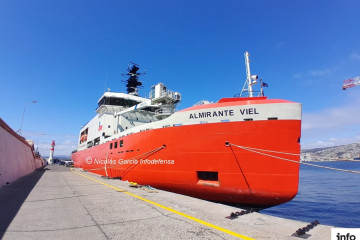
[{"xmin": 0, "ymin": 167, "xmax": 48, "ymax": 238}]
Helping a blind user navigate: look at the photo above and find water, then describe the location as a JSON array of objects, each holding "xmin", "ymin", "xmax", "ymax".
[{"xmin": 261, "ymin": 161, "xmax": 360, "ymax": 227}]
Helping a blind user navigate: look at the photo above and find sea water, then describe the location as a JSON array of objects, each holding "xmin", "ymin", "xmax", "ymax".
[{"xmin": 261, "ymin": 161, "xmax": 360, "ymax": 227}]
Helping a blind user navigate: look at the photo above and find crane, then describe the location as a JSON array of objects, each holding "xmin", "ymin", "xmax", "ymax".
[{"xmin": 342, "ymin": 76, "xmax": 360, "ymax": 90}]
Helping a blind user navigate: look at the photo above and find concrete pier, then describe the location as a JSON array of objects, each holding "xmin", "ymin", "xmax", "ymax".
[{"xmin": 0, "ymin": 165, "xmax": 332, "ymax": 239}]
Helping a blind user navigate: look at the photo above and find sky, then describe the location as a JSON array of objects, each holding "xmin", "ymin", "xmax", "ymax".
[{"xmin": 1, "ymin": 0, "xmax": 360, "ymax": 157}]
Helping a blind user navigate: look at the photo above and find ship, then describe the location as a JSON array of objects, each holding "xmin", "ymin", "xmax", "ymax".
[{"xmin": 72, "ymin": 52, "xmax": 302, "ymax": 206}]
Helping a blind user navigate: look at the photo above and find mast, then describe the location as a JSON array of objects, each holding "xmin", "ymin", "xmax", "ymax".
[
  {"xmin": 240, "ymin": 51, "xmax": 259, "ymax": 97},
  {"xmin": 245, "ymin": 52, "xmax": 253, "ymax": 97},
  {"xmin": 122, "ymin": 63, "xmax": 144, "ymax": 96}
]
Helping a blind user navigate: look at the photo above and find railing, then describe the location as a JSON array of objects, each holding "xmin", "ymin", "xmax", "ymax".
[
  {"xmin": 150, "ymin": 90, "xmax": 180, "ymax": 102},
  {"xmin": 234, "ymin": 90, "xmax": 263, "ymax": 98}
]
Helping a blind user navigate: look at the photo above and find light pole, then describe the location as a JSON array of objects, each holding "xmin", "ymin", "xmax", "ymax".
[{"xmin": 18, "ymin": 100, "xmax": 37, "ymax": 135}]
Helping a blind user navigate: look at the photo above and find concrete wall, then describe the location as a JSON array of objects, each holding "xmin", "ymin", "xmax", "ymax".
[{"xmin": 0, "ymin": 118, "xmax": 44, "ymax": 187}]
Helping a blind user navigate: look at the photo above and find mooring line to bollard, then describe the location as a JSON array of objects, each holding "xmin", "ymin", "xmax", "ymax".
[{"xmin": 227, "ymin": 142, "xmax": 360, "ymax": 174}]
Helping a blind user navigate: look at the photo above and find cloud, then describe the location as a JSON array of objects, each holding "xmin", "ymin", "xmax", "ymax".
[
  {"xmin": 302, "ymin": 105, "xmax": 360, "ymax": 130},
  {"xmin": 302, "ymin": 94, "xmax": 360, "ymax": 149},
  {"xmin": 307, "ymin": 68, "xmax": 332, "ymax": 77},
  {"xmin": 302, "ymin": 136, "xmax": 360, "ymax": 150},
  {"xmin": 292, "ymin": 67, "xmax": 334, "ymax": 84},
  {"xmin": 275, "ymin": 41, "xmax": 286, "ymax": 48},
  {"xmin": 292, "ymin": 73, "xmax": 302, "ymax": 79},
  {"xmin": 350, "ymin": 53, "xmax": 360, "ymax": 60}
]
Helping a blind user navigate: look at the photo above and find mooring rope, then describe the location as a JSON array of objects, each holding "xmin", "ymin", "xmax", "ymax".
[
  {"xmin": 303, "ymin": 156, "xmax": 360, "ymax": 162},
  {"xmin": 228, "ymin": 142, "xmax": 360, "ymax": 174},
  {"xmin": 120, "ymin": 145, "xmax": 166, "ymax": 178},
  {"xmin": 232, "ymin": 144, "xmax": 300, "ymax": 156}
]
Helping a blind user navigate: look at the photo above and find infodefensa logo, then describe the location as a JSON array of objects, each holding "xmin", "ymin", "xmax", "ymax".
[{"xmin": 331, "ymin": 228, "xmax": 360, "ymax": 240}]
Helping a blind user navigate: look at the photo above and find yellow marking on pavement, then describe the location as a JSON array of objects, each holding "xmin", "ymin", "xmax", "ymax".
[{"xmin": 71, "ymin": 169, "xmax": 255, "ymax": 240}]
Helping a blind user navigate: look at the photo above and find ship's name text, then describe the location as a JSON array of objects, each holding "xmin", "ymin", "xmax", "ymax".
[{"xmin": 189, "ymin": 108, "xmax": 259, "ymax": 119}]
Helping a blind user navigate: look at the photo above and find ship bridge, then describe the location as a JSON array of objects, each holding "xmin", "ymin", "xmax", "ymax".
[{"xmin": 96, "ymin": 92, "xmax": 149, "ymax": 115}]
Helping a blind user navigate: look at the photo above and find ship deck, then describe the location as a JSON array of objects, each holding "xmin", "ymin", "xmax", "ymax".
[{"xmin": 0, "ymin": 165, "xmax": 332, "ymax": 240}]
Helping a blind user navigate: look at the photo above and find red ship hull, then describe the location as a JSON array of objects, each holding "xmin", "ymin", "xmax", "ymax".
[{"xmin": 72, "ymin": 118, "xmax": 301, "ymax": 206}]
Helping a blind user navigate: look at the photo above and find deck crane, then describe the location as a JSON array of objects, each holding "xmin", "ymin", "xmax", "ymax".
[{"xmin": 342, "ymin": 76, "xmax": 360, "ymax": 90}]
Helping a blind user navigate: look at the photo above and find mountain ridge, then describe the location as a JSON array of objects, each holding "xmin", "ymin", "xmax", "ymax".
[{"xmin": 301, "ymin": 143, "xmax": 360, "ymax": 161}]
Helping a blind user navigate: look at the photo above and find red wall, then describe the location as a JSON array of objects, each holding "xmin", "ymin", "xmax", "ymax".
[{"xmin": 0, "ymin": 118, "xmax": 44, "ymax": 187}]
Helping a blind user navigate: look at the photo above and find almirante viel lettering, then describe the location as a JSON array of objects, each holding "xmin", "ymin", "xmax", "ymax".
[{"xmin": 189, "ymin": 108, "xmax": 259, "ymax": 119}]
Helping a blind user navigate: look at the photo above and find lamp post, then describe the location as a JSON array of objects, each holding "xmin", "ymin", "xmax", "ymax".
[{"xmin": 18, "ymin": 100, "xmax": 37, "ymax": 135}]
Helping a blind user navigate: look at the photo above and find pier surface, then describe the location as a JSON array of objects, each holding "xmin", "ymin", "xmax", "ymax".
[{"xmin": 0, "ymin": 165, "xmax": 331, "ymax": 239}]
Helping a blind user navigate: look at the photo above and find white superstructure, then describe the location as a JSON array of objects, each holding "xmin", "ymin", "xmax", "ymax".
[{"xmin": 77, "ymin": 82, "xmax": 182, "ymax": 151}]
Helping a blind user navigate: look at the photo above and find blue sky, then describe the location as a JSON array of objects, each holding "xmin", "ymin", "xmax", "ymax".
[{"xmin": 1, "ymin": 0, "xmax": 360, "ymax": 156}]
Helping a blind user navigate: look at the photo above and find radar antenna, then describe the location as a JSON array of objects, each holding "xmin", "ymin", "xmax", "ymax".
[{"xmin": 121, "ymin": 62, "xmax": 145, "ymax": 95}]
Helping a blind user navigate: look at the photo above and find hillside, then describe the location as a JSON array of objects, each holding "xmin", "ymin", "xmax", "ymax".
[{"xmin": 301, "ymin": 143, "xmax": 360, "ymax": 161}]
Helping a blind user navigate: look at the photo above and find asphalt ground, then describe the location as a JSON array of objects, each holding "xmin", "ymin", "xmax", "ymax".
[{"xmin": 0, "ymin": 165, "xmax": 332, "ymax": 239}]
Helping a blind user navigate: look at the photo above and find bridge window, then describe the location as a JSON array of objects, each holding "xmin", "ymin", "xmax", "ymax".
[{"xmin": 98, "ymin": 96, "xmax": 139, "ymax": 108}]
